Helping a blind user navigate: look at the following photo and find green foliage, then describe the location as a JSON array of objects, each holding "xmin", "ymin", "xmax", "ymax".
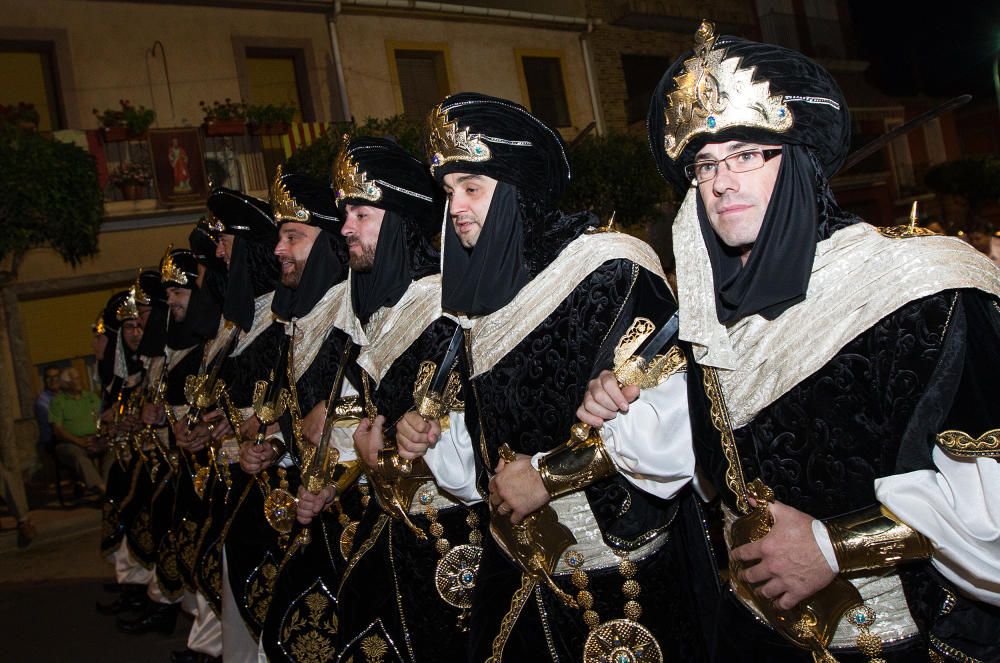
[
  {"xmin": 283, "ymin": 115, "xmax": 425, "ymax": 181},
  {"xmin": 0, "ymin": 128, "xmax": 103, "ymax": 274},
  {"xmin": 246, "ymin": 103, "xmax": 297, "ymax": 126},
  {"xmin": 562, "ymin": 132, "xmax": 673, "ymax": 228},
  {"xmin": 200, "ymin": 98, "xmax": 247, "ymax": 122},
  {"xmin": 92, "ymin": 100, "xmax": 156, "ymax": 135},
  {"xmin": 0, "ymin": 103, "xmax": 40, "ymax": 128}
]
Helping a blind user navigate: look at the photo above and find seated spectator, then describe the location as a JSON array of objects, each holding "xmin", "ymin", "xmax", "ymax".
[
  {"xmin": 49, "ymin": 368, "xmax": 108, "ymax": 495},
  {"xmin": 34, "ymin": 366, "xmax": 61, "ymax": 450}
]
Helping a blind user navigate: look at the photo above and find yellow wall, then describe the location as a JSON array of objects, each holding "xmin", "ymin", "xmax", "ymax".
[
  {"xmin": 17, "ymin": 222, "xmax": 195, "ymax": 282},
  {"xmin": 0, "ymin": 0, "xmax": 335, "ymax": 127},
  {"xmin": 20, "ymin": 289, "xmax": 117, "ymax": 366},
  {"xmin": 337, "ymin": 13, "xmax": 594, "ymax": 136}
]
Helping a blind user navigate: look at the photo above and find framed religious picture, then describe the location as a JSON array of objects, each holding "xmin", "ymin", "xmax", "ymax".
[{"xmin": 149, "ymin": 128, "xmax": 208, "ymax": 205}]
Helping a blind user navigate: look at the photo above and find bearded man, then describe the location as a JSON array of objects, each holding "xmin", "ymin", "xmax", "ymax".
[{"xmin": 324, "ymin": 137, "xmax": 478, "ymax": 663}]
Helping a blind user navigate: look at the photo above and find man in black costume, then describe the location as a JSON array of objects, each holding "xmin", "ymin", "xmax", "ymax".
[
  {"xmin": 198, "ymin": 187, "xmax": 286, "ymax": 660},
  {"xmin": 162, "ymin": 232, "xmax": 228, "ymax": 663},
  {"xmin": 115, "ymin": 268, "xmax": 186, "ymax": 636},
  {"xmin": 404, "ymin": 93, "xmax": 704, "ymax": 663},
  {"xmin": 326, "ymin": 136, "xmax": 478, "ymax": 663},
  {"xmin": 238, "ymin": 167, "xmax": 357, "ymax": 663},
  {"xmin": 97, "ymin": 287, "xmax": 152, "ymax": 617},
  {"xmin": 587, "ymin": 21, "xmax": 1000, "ymax": 662}
]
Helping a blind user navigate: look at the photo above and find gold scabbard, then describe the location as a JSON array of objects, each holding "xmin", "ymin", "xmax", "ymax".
[{"xmin": 727, "ymin": 480, "xmax": 865, "ymax": 658}]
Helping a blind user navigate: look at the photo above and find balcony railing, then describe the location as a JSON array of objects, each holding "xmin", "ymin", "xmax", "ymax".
[{"xmin": 90, "ymin": 122, "xmax": 333, "ymax": 217}]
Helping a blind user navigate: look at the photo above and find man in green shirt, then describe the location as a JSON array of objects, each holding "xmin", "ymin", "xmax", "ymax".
[{"xmin": 50, "ymin": 367, "xmax": 108, "ymax": 494}]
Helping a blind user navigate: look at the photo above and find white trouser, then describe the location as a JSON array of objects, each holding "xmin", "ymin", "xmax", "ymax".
[
  {"xmin": 222, "ymin": 547, "xmax": 259, "ymax": 662},
  {"xmin": 146, "ymin": 566, "xmax": 181, "ymax": 605},
  {"xmin": 109, "ymin": 540, "xmax": 153, "ymax": 585},
  {"xmin": 187, "ymin": 590, "xmax": 223, "ymax": 657}
]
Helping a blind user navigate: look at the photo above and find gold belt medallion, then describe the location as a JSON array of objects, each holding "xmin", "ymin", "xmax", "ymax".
[
  {"xmin": 435, "ymin": 543, "xmax": 481, "ymax": 609},
  {"xmin": 583, "ymin": 618, "xmax": 662, "ymax": 663}
]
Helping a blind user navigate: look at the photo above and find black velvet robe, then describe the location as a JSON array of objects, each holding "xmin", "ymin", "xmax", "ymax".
[
  {"xmin": 336, "ymin": 316, "xmax": 483, "ymax": 663},
  {"xmin": 189, "ymin": 322, "xmax": 287, "ymax": 620},
  {"xmin": 149, "ymin": 344, "xmax": 206, "ymax": 600},
  {"xmin": 251, "ymin": 324, "xmax": 363, "ymax": 661},
  {"xmin": 101, "ymin": 371, "xmax": 160, "ymax": 569},
  {"xmin": 225, "ymin": 323, "xmax": 359, "ymax": 644},
  {"xmin": 461, "ymin": 258, "xmax": 705, "ymax": 662},
  {"xmin": 100, "ymin": 378, "xmax": 136, "ymax": 557},
  {"xmin": 683, "ymin": 289, "xmax": 1000, "ymax": 662},
  {"xmin": 154, "ymin": 342, "xmax": 215, "ymax": 597}
]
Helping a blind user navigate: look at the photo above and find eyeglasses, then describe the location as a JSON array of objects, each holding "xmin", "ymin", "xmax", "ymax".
[{"xmin": 684, "ymin": 148, "xmax": 782, "ymax": 184}]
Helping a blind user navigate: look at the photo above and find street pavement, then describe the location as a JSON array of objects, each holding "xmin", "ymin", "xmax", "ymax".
[{"xmin": 1, "ymin": 495, "xmax": 190, "ymax": 662}]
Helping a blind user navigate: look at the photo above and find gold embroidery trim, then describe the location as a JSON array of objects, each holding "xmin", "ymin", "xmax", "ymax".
[
  {"xmin": 929, "ymin": 634, "xmax": 984, "ymax": 663},
  {"xmin": 338, "ymin": 513, "xmax": 389, "ymax": 595},
  {"xmin": 485, "ymin": 574, "xmax": 537, "ymax": 663},
  {"xmin": 936, "ymin": 429, "xmax": 1000, "ymax": 459},
  {"xmin": 702, "ymin": 366, "xmax": 750, "ymax": 514},
  {"xmin": 282, "ymin": 582, "xmax": 340, "ymax": 662}
]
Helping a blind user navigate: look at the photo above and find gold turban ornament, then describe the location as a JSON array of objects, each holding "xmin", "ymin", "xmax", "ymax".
[{"xmin": 662, "ymin": 20, "xmax": 793, "ymax": 160}]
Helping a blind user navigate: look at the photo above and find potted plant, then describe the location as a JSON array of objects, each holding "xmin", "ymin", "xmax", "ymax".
[
  {"xmin": 0, "ymin": 103, "xmax": 41, "ymax": 132},
  {"xmin": 93, "ymin": 100, "xmax": 156, "ymax": 142},
  {"xmin": 108, "ymin": 160, "xmax": 153, "ymax": 200},
  {"xmin": 247, "ymin": 102, "xmax": 296, "ymax": 136},
  {"xmin": 201, "ymin": 99, "xmax": 247, "ymax": 136}
]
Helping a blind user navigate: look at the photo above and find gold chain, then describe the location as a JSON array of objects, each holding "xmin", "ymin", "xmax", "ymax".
[{"xmin": 565, "ymin": 551, "xmax": 643, "ymax": 628}]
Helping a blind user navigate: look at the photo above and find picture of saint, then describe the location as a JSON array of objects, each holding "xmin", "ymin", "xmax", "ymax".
[
  {"xmin": 169, "ymin": 138, "xmax": 192, "ymax": 193},
  {"xmin": 149, "ymin": 128, "xmax": 207, "ymax": 204}
]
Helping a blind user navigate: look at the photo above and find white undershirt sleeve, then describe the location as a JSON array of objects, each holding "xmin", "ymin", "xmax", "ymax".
[
  {"xmin": 423, "ymin": 410, "xmax": 482, "ymax": 505},
  {"xmin": 873, "ymin": 446, "xmax": 1000, "ymax": 606},
  {"xmin": 598, "ymin": 371, "xmax": 696, "ymax": 500}
]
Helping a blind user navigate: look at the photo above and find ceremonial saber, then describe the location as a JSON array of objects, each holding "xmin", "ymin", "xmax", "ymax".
[{"xmin": 840, "ymin": 95, "xmax": 971, "ymax": 173}]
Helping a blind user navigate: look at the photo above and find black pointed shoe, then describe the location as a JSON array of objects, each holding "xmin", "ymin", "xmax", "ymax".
[
  {"xmin": 96, "ymin": 591, "xmax": 148, "ymax": 616},
  {"xmin": 116, "ymin": 602, "xmax": 179, "ymax": 635}
]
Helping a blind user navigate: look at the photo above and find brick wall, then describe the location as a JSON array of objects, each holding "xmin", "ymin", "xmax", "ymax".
[{"xmin": 584, "ymin": 0, "xmax": 758, "ymax": 133}]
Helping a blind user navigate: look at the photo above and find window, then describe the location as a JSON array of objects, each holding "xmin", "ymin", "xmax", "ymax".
[
  {"xmin": 388, "ymin": 44, "xmax": 451, "ymax": 121},
  {"xmin": 0, "ymin": 41, "xmax": 63, "ymax": 131},
  {"xmin": 621, "ymin": 54, "xmax": 673, "ymax": 125},
  {"xmin": 923, "ymin": 118, "xmax": 947, "ymax": 166},
  {"xmin": 245, "ymin": 47, "xmax": 311, "ymax": 121},
  {"xmin": 517, "ymin": 52, "xmax": 571, "ymax": 128}
]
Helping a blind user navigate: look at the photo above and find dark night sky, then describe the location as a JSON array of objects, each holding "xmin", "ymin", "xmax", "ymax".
[{"xmin": 847, "ymin": 0, "xmax": 1000, "ymax": 100}]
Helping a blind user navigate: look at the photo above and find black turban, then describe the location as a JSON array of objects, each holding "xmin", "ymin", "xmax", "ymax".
[
  {"xmin": 647, "ymin": 32, "xmax": 850, "ymax": 193},
  {"xmin": 427, "ymin": 92, "xmax": 571, "ymax": 208}
]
